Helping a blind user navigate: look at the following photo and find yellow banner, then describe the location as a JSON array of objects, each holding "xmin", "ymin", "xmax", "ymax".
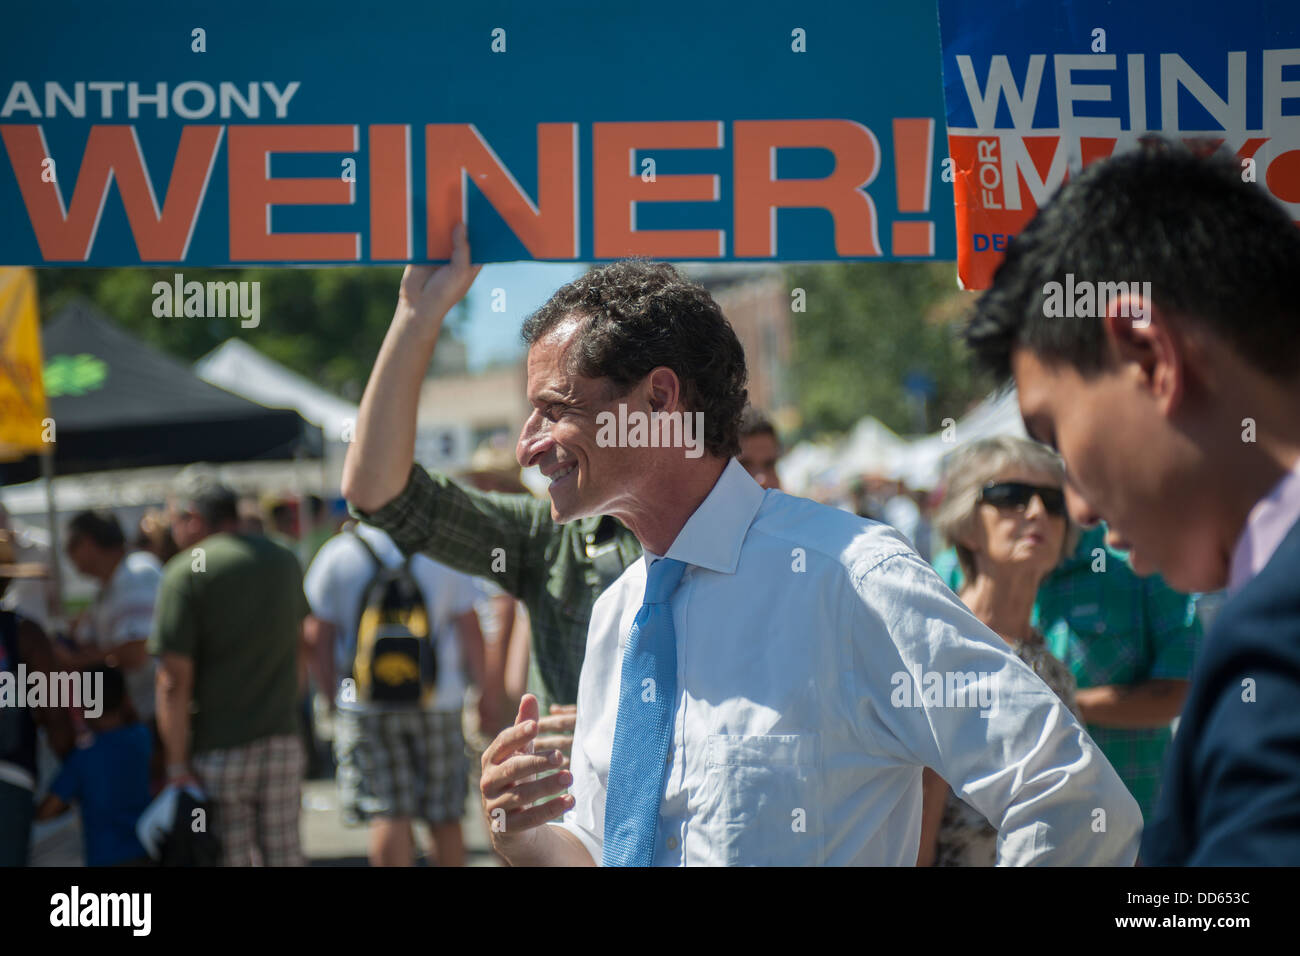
[{"xmin": 0, "ymin": 267, "xmax": 50, "ymax": 458}]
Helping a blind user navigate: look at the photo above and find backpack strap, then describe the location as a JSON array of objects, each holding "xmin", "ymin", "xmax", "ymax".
[
  {"xmin": 348, "ymin": 522, "xmax": 414, "ymax": 574},
  {"xmin": 345, "ymin": 523, "xmax": 388, "ymax": 692},
  {"xmin": 347, "ymin": 522, "xmax": 384, "ymax": 568},
  {"xmin": 347, "ymin": 523, "xmax": 423, "ymax": 639}
]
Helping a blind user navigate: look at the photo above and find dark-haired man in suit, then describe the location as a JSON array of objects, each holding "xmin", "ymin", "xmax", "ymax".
[{"xmin": 965, "ymin": 141, "xmax": 1300, "ymax": 864}]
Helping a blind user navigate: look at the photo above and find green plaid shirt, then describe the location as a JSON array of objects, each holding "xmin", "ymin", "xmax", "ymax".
[
  {"xmin": 351, "ymin": 463, "xmax": 642, "ymax": 713},
  {"xmin": 932, "ymin": 526, "xmax": 1201, "ymax": 820}
]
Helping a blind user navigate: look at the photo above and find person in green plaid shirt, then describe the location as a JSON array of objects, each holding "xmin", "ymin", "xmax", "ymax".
[{"xmin": 933, "ymin": 524, "xmax": 1201, "ymax": 820}]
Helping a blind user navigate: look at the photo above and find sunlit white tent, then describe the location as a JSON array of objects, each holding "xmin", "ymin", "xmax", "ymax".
[
  {"xmin": 196, "ymin": 339, "xmax": 358, "ymax": 446},
  {"xmin": 831, "ymin": 416, "xmax": 909, "ymax": 486},
  {"xmin": 892, "ymin": 388, "xmax": 1027, "ymax": 489},
  {"xmin": 779, "ymin": 389, "xmax": 1029, "ymax": 498},
  {"xmin": 776, "ymin": 441, "xmax": 841, "ymax": 498},
  {"xmin": 195, "ymin": 338, "xmax": 362, "ymax": 490}
]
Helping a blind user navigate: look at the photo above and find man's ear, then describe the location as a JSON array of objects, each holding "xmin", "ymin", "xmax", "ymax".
[
  {"xmin": 1103, "ymin": 293, "xmax": 1185, "ymax": 416},
  {"xmin": 645, "ymin": 367, "xmax": 682, "ymax": 413}
]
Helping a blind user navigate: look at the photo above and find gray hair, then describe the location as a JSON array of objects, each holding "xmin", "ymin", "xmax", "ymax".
[
  {"xmin": 172, "ymin": 466, "xmax": 239, "ymax": 529},
  {"xmin": 934, "ymin": 436, "xmax": 1077, "ymax": 584}
]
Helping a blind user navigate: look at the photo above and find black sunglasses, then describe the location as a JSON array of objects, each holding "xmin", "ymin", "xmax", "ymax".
[{"xmin": 979, "ymin": 481, "xmax": 1066, "ymax": 516}]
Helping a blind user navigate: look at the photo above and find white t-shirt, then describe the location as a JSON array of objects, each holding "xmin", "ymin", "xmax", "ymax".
[
  {"xmin": 90, "ymin": 550, "xmax": 162, "ymax": 719},
  {"xmin": 304, "ymin": 524, "xmax": 481, "ymax": 712},
  {"xmin": 473, "ymin": 579, "xmax": 509, "ymax": 644}
]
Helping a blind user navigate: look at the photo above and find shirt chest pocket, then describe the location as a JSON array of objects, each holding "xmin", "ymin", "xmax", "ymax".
[{"xmin": 698, "ymin": 733, "xmax": 823, "ymax": 866}]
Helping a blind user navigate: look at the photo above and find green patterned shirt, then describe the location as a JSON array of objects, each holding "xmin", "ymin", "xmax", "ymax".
[
  {"xmin": 931, "ymin": 526, "xmax": 1201, "ymax": 820},
  {"xmin": 351, "ymin": 463, "xmax": 642, "ymax": 713}
]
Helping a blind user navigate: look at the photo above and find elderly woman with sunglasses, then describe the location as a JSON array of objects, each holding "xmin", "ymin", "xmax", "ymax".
[{"xmin": 916, "ymin": 436, "xmax": 1083, "ymax": 867}]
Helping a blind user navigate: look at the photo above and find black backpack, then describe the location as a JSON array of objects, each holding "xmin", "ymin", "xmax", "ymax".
[
  {"xmin": 159, "ymin": 788, "xmax": 222, "ymax": 867},
  {"xmin": 347, "ymin": 526, "xmax": 437, "ymax": 708}
]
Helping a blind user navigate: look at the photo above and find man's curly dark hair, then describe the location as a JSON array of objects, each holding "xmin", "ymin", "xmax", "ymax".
[{"xmin": 521, "ymin": 260, "xmax": 749, "ymax": 459}]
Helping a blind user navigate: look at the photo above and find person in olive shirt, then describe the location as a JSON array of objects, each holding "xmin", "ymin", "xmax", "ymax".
[{"xmin": 150, "ymin": 474, "xmax": 310, "ymax": 866}]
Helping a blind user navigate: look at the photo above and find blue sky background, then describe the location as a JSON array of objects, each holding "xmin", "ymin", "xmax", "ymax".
[{"xmin": 459, "ymin": 262, "xmax": 584, "ymax": 370}]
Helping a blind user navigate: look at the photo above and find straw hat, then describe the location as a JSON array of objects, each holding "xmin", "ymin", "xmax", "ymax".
[{"xmin": 0, "ymin": 530, "xmax": 48, "ymax": 578}]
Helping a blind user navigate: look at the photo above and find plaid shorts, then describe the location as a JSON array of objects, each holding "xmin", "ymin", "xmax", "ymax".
[
  {"xmin": 192, "ymin": 734, "xmax": 304, "ymax": 867},
  {"xmin": 334, "ymin": 708, "xmax": 468, "ymax": 825}
]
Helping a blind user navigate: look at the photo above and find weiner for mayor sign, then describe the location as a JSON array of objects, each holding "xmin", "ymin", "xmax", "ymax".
[
  {"xmin": 1, "ymin": 0, "xmax": 954, "ymax": 266},
  {"xmin": 936, "ymin": 0, "xmax": 1300, "ymax": 289}
]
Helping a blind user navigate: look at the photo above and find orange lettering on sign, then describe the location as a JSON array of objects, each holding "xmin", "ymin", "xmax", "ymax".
[
  {"xmin": 425, "ymin": 123, "xmax": 577, "ymax": 259},
  {"xmin": 227, "ymin": 124, "xmax": 360, "ymax": 261},
  {"xmin": 592, "ymin": 121, "xmax": 724, "ymax": 258},
  {"xmin": 733, "ymin": 120, "xmax": 882, "ymax": 257},
  {"xmin": 1, "ymin": 124, "xmax": 223, "ymax": 261},
  {"xmin": 369, "ymin": 125, "xmax": 412, "ymax": 261}
]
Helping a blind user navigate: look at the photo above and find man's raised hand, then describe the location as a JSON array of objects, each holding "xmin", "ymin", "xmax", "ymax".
[{"xmin": 396, "ymin": 222, "xmax": 483, "ymax": 327}]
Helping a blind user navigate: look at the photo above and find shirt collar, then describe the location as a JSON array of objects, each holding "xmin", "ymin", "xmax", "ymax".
[
  {"xmin": 1228, "ymin": 456, "xmax": 1300, "ymax": 595},
  {"xmin": 657, "ymin": 457, "xmax": 766, "ymax": 574}
]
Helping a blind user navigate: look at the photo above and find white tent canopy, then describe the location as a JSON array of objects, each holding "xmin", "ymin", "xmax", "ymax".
[
  {"xmin": 832, "ymin": 416, "xmax": 909, "ymax": 486},
  {"xmin": 195, "ymin": 339, "xmax": 358, "ymax": 445},
  {"xmin": 776, "ymin": 441, "xmax": 842, "ymax": 497},
  {"xmin": 893, "ymin": 388, "xmax": 1027, "ymax": 490},
  {"xmin": 196, "ymin": 339, "xmax": 486, "ymax": 487},
  {"xmin": 778, "ymin": 389, "xmax": 1028, "ymax": 497}
]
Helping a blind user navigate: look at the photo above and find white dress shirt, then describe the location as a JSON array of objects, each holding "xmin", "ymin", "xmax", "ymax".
[{"xmin": 554, "ymin": 458, "xmax": 1141, "ymax": 865}]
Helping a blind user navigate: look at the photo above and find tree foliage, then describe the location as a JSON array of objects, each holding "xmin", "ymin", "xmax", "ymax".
[
  {"xmin": 35, "ymin": 267, "xmax": 468, "ymax": 400},
  {"xmin": 783, "ymin": 262, "xmax": 988, "ymax": 437}
]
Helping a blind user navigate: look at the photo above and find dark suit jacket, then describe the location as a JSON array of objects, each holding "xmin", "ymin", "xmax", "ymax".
[{"xmin": 1142, "ymin": 515, "xmax": 1300, "ymax": 864}]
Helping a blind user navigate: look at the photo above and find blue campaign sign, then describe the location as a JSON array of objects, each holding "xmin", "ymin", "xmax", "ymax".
[
  {"xmin": 1, "ymin": 0, "xmax": 954, "ymax": 266},
  {"xmin": 935, "ymin": 0, "xmax": 1300, "ymax": 287}
]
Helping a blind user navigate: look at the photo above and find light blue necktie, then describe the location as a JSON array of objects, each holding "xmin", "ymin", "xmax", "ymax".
[{"xmin": 602, "ymin": 556, "xmax": 687, "ymax": 866}]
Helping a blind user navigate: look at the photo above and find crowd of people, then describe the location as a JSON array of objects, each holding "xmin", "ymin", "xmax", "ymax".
[{"xmin": 2, "ymin": 141, "xmax": 1296, "ymax": 866}]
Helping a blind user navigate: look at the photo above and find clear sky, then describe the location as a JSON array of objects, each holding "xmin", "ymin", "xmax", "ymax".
[{"xmin": 459, "ymin": 261, "xmax": 585, "ymax": 370}]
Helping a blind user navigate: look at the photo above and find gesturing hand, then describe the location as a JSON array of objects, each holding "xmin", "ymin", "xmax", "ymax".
[{"xmin": 480, "ymin": 694, "xmax": 574, "ymax": 854}]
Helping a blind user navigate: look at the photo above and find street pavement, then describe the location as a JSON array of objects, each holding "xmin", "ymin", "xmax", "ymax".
[{"xmin": 301, "ymin": 761, "xmax": 500, "ymax": 867}]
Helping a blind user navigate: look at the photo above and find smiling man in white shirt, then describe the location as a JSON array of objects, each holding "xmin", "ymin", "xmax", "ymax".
[{"xmin": 402, "ymin": 232, "xmax": 1141, "ymax": 866}]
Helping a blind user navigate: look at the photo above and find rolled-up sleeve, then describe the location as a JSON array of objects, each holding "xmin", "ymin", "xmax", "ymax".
[{"xmin": 853, "ymin": 552, "xmax": 1142, "ymax": 865}]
